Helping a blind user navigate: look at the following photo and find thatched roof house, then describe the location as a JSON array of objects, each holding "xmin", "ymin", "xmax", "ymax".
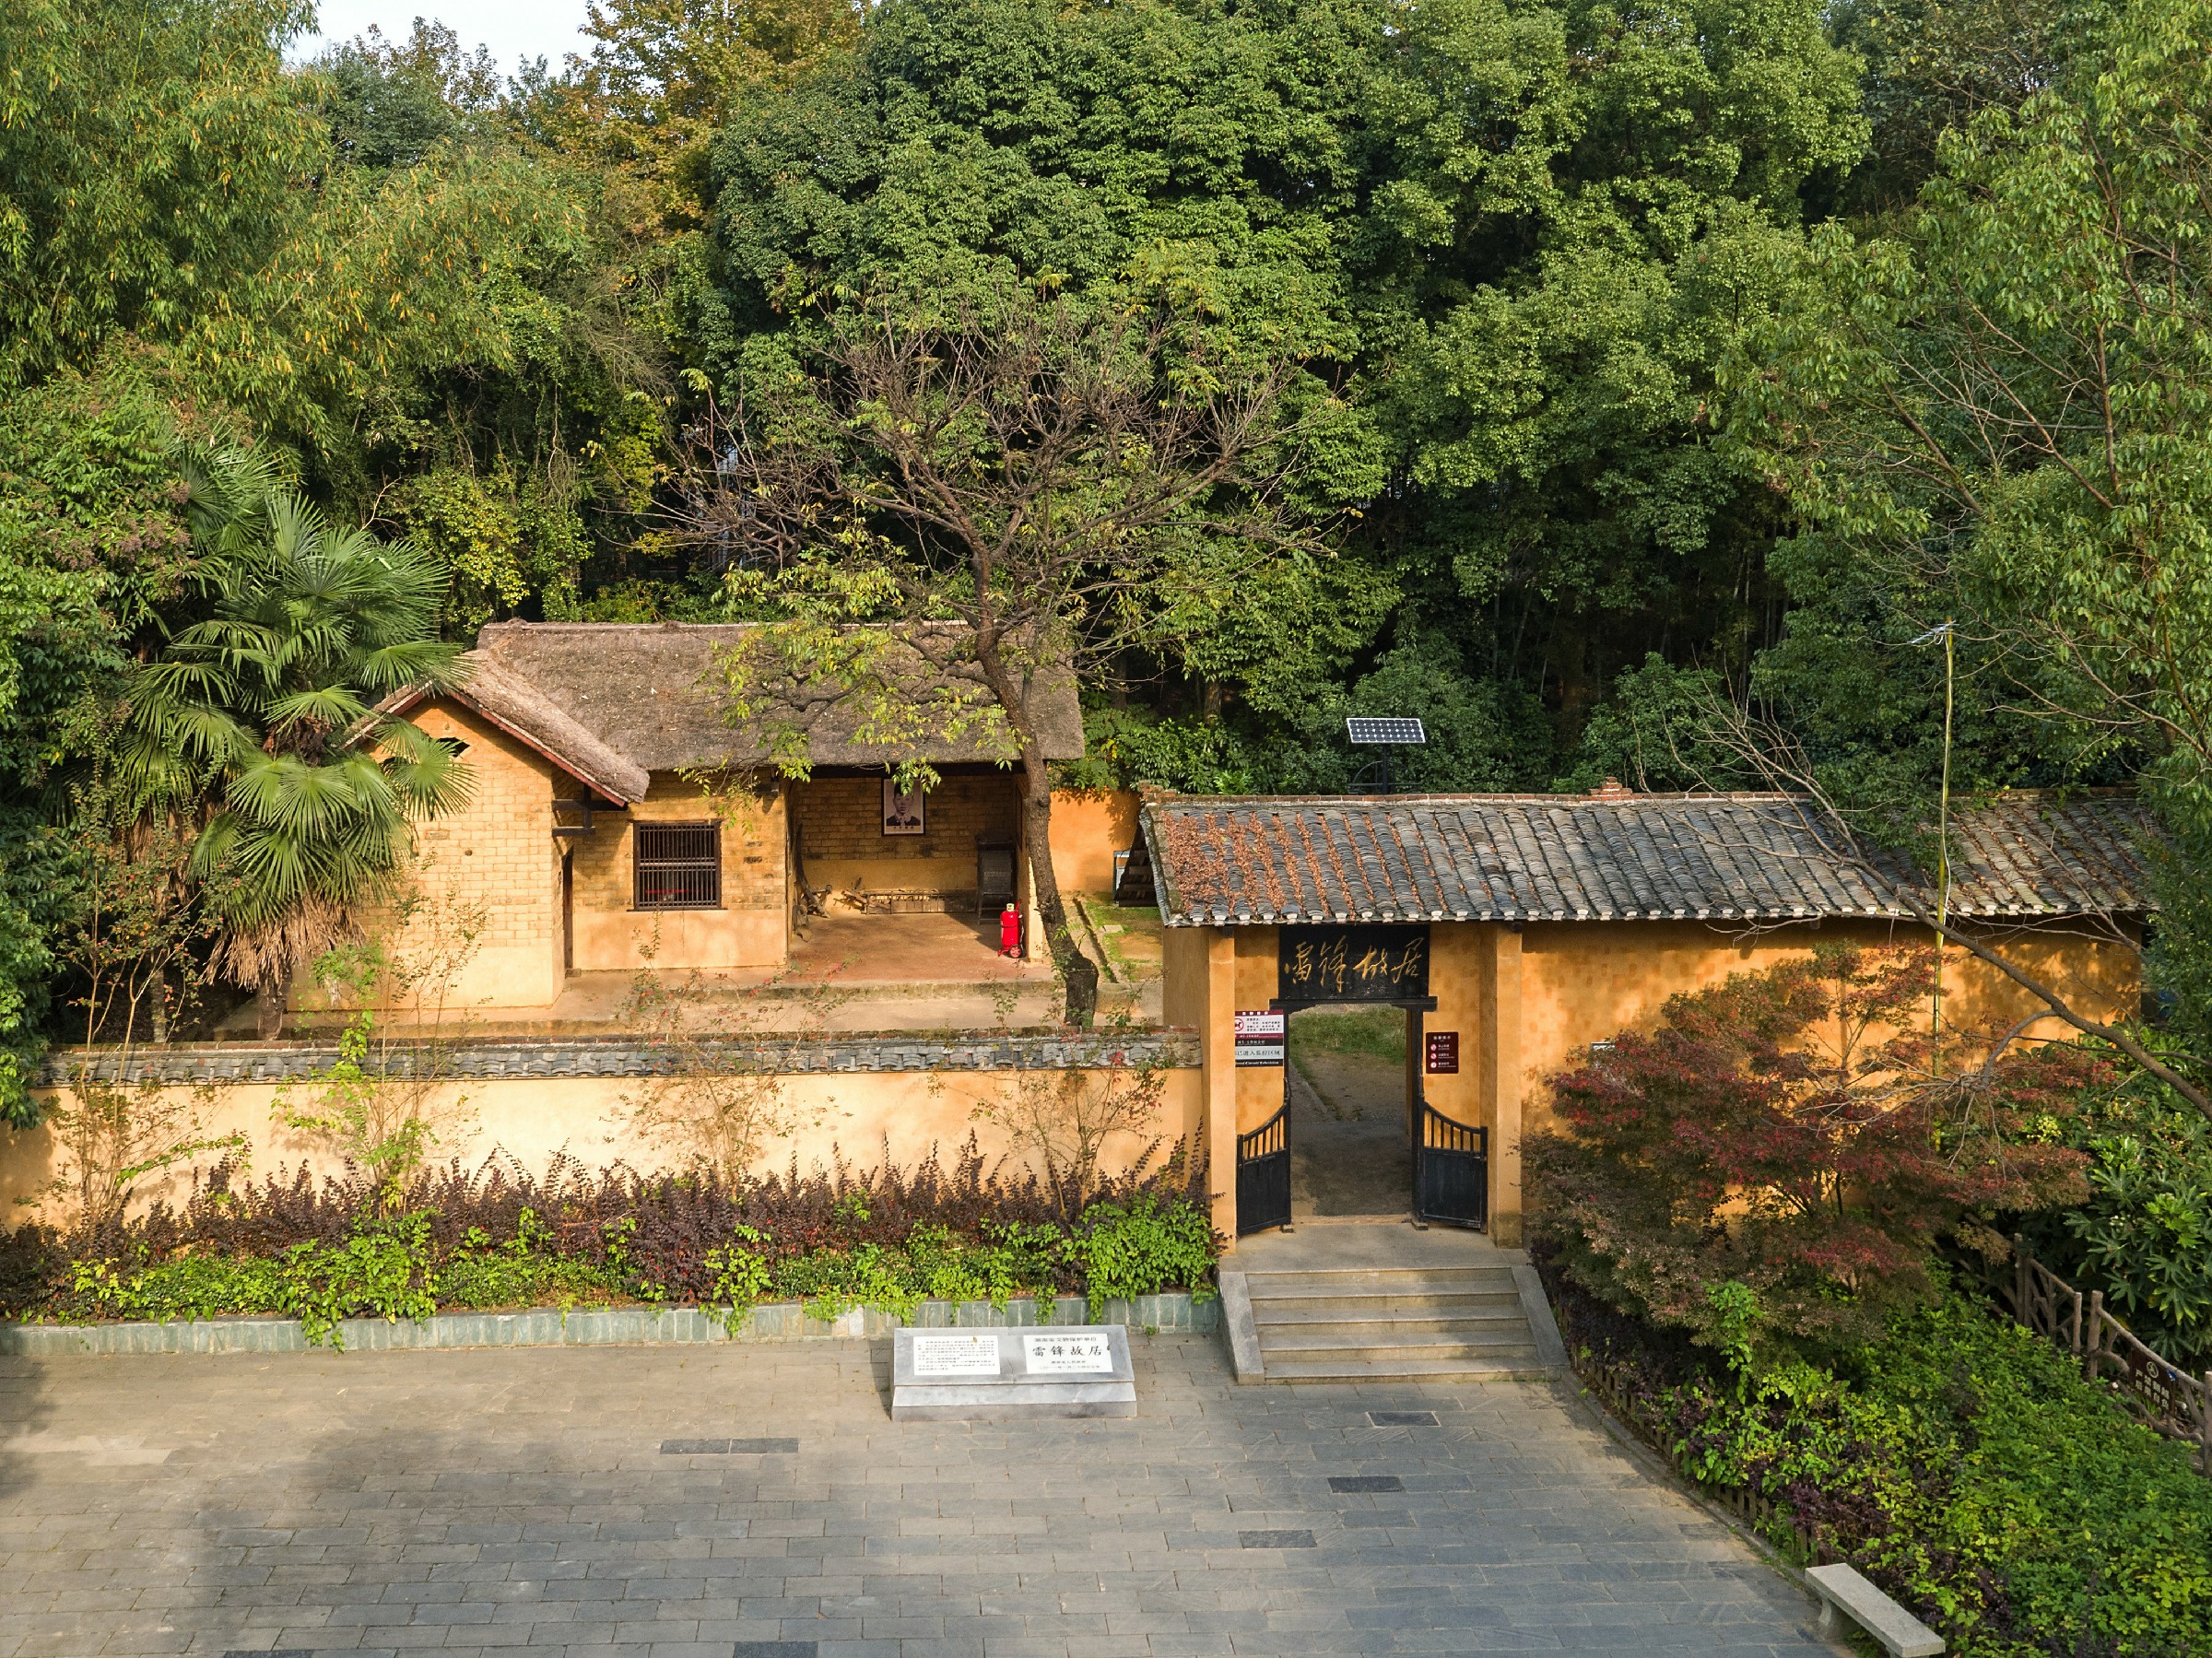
[{"xmin": 386, "ymin": 621, "xmax": 1085, "ymax": 807}]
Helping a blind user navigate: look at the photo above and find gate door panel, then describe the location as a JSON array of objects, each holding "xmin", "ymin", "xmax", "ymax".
[
  {"xmin": 1414, "ymin": 1103, "xmax": 1488, "ymax": 1229},
  {"xmin": 1236, "ymin": 1105, "xmax": 1292, "ymax": 1235}
]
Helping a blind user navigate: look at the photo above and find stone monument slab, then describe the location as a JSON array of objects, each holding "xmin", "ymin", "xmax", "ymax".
[{"xmin": 890, "ymin": 1324, "xmax": 1135, "ymax": 1420}]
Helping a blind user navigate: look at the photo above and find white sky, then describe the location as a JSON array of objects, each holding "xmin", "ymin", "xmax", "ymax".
[{"xmin": 293, "ymin": 0, "xmax": 596, "ymax": 76}]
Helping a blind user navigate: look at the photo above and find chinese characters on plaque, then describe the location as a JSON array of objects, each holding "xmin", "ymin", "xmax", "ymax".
[
  {"xmin": 907, "ymin": 1333, "xmax": 1001, "ymax": 1377},
  {"xmin": 1021, "ymin": 1331, "xmax": 1113, "ymax": 1373},
  {"xmin": 1277, "ymin": 925, "xmax": 1430, "ymax": 1001}
]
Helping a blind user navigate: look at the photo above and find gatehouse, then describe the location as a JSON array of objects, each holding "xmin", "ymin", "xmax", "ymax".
[{"xmin": 1149, "ymin": 788, "xmax": 2150, "ymax": 1244}]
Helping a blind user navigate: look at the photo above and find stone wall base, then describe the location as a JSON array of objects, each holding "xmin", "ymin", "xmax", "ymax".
[{"xmin": 0, "ymin": 1293, "xmax": 1218, "ymax": 1356}]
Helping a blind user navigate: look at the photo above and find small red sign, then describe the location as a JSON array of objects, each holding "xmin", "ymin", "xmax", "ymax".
[{"xmin": 1424, "ymin": 1031, "xmax": 1460, "ymax": 1075}]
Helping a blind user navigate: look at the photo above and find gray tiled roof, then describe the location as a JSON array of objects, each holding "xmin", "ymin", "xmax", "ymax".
[{"xmin": 1140, "ymin": 792, "xmax": 2154, "ymax": 925}]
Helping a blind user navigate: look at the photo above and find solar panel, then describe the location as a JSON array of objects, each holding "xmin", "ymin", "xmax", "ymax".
[{"xmin": 1346, "ymin": 717, "xmax": 1427, "ymax": 745}]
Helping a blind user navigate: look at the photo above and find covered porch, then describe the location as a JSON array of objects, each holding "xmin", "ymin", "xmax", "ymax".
[{"xmin": 786, "ymin": 765, "xmax": 1040, "ymax": 943}]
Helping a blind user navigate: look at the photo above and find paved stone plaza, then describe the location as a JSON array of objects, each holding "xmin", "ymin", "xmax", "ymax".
[{"xmin": 0, "ymin": 1334, "xmax": 1833, "ymax": 1657}]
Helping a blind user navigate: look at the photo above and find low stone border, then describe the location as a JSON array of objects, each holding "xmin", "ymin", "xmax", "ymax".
[
  {"xmin": 0, "ymin": 1292, "xmax": 1218, "ymax": 1356},
  {"xmin": 1216, "ymin": 1267, "xmax": 1265, "ymax": 1382},
  {"xmin": 41, "ymin": 1030, "xmax": 1197, "ymax": 1086}
]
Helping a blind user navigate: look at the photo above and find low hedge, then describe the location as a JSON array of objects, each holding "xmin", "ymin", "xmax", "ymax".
[
  {"xmin": 3, "ymin": 1140, "xmax": 1219, "ymax": 1347},
  {"xmin": 1546, "ymin": 1261, "xmax": 2212, "ymax": 1657}
]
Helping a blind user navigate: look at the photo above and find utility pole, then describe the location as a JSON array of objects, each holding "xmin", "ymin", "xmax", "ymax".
[{"xmin": 1912, "ymin": 621, "xmax": 1956, "ymax": 1067}]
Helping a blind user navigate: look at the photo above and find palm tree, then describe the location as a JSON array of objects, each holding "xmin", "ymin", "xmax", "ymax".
[{"xmin": 122, "ymin": 444, "xmax": 470, "ymax": 1035}]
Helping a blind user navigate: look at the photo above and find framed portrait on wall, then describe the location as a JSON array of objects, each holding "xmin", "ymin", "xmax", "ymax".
[{"xmin": 882, "ymin": 779, "xmax": 926, "ymax": 835}]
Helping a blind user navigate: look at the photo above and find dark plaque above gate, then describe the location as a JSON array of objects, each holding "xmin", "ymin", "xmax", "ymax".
[{"xmin": 1277, "ymin": 925, "xmax": 1430, "ymax": 1002}]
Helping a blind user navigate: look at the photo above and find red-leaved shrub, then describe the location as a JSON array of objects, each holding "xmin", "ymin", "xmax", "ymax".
[{"xmin": 1525, "ymin": 943, "xmax": 2089, "ymax": 1359}]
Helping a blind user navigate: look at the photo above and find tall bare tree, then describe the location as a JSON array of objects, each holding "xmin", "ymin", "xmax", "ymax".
[{"xmin": 684, "ymin": 283, "xmax": 1324, "ymax": 1023}]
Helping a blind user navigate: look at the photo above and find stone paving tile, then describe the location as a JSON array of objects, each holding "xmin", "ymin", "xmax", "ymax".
[{"xmin": 0, "ymin": 1335, "xmax": 1833, "ymax": 1657}]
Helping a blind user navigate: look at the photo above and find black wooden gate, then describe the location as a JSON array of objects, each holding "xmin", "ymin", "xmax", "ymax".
[
  {"xmin": 1415, "ymin": 1103, "xmax": 1488, "ymax": 1229},
  {"xmin": 1236, "ymin": 1104, "xmax": 1292, "ymax": 1235}
]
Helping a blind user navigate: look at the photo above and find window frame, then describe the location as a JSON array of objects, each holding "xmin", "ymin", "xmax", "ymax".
[{"xmin": 632, "ymin": 820, "xmax": 723, "ymax": 911}]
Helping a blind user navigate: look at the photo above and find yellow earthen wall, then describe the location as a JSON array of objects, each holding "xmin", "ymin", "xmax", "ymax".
[
  {"xmin": 1513, "ymin": 918, "xmax": 2140, "ymax": 1135},
  {"xmin": 0, "ymin": 1064, "xmax": 1205, "ymax": 1219},
  {"xmin": 1047, "ymin": 789, "xmax": 1140, "ymax": 896},
  {"xmin": 1230, "ymin": 926, "xmax": 1285, "ymax": 1136},
  {"xmin": 567, "ymin": 773, "xmax": 788, "ymax": 974}
]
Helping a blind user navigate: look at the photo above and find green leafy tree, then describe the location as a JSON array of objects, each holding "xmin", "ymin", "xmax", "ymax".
[
  {"xmin": 122, "ymin": 445, "xmax": 468, "ymax": 1032},
  {"xmin": 1729, "ymin": 0, "xmax": 2212, "ymax": 1076},
  {"xmin": 1830, "ymin": 0, "xmax": 2069, "ymax": 212},
  {"xmin": 553, "ymin": 0, "xmax": 860, "ymax": 237},
  {"xmin": 0, "ymin": 357, "xmax": 197, "ymax": 1116},
  {"xmin": 694, "ymin": 0, "xmax": 1870, "ymax": 765},
  {"xmin": 0, "ymin": 0, "xmax": 321, "ymax": 376},
  {"xmin": 312, "ymin": 19, "xmax": 501, "ymax": 172}
]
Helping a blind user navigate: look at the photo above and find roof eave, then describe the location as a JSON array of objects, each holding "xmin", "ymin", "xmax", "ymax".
[{"xmin": 394, "ymin": 679, "xmax": 645, "ymax": 806}]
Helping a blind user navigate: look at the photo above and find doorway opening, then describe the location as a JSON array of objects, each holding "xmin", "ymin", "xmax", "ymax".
[
  {"xmin": 1284, "ymin": 1005, "xmax": 1411, "ymax": 1217},
  {"xmin": 1236, "ymin": 998, "xmax": 1489, "ymax": 1236}
]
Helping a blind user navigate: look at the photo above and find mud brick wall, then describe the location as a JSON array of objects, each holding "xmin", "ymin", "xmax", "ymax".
[
  {"xmin": 795, "ymin": 773, "xmax": 1021, "ymax": 866},
  {"xmin": 794, "ymin": 771, "xmax": 1024, "ymax": 904},
  {"xmin": 378, "ymin": 701, "xmax": 563, "ymax": 1005}
]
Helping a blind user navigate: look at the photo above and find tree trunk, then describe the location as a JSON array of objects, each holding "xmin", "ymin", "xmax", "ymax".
[
  {"xmin": 1020, "ymin": 754, "xmax": 1098, "ymax": 1029},
  {"xmin": 255, "ymin": 972, "xmax": 285, "ymax": 1041}
]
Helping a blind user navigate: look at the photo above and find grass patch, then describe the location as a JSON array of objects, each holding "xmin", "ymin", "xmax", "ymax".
[
  {"xmin": 1084, "ymin": 900, "xmax": 1161, "ymax": 930},
  {"xmin": 1288, "ymin": 1007, "xmax": 1406, "ymax": 1064}
]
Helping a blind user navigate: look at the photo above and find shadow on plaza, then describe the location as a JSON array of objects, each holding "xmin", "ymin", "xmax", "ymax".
[{"xmin": 0, "ymin": 1352, "xmax": 53, "ymax": 1504}]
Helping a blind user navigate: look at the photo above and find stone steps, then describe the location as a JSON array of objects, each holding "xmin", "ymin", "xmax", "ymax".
[
  {"xmin": 1250, "ymin": 1303, "xmax": 1526, "ymax": 1331},
  {"xmin": 1261, "ymin": 1355, "xmax": 1551, "ymax": 1382},
  {"xmin": 1226, "ymin": 1264, "xmax": 1565, "ymax": 1383},
  {"xmin": 1245, "ymin": 1286, "xmax": 1524, "ymax": 1314},
  {"xmin": 1262, "ymin": 1329, "xmax": 1539, "ymax": 1360}
]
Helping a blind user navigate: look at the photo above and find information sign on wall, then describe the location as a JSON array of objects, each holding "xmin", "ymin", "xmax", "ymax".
[
  {"xmin": 1277, "ymin": 925, "xmax": 1430, "ymax": 1002},
  {"xmin": 1425, "ymin": 1031, "xmax": 1460, "ymax": 1075},
  {"xmin": 1234, "ymin": 1009, "xmax": 1286, "ymax": 1066}
]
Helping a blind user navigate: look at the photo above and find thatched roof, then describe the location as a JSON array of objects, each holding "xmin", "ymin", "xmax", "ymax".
[
  {"xmin": 394, "ymin": 622, "xmax": 1082, "ymax": 805},
  {"xmin": 1141, "ymin": 791, "xmax": 2156, "ymax": 925}
]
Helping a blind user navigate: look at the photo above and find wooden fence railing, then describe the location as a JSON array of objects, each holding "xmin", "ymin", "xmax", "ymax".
[
  {"xmin": 2008, "ymin": 1235, "xmax": 2212, "ymax": 1477},
  {"xmin": 1569, "ymin": 1347, "xmax": 1821, "ymax": 1561}
]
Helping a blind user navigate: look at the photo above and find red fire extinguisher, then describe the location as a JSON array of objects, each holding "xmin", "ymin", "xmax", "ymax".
[{"xmin": 998, "ymin": 902, "xmax": 1023, "ymax": 958}]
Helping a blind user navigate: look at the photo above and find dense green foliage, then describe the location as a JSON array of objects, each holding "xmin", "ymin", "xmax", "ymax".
[
  {"xmin": 693, "ymin": 0, "xmax": 1867, "ymax": 780},
  {"xmin": 43, "ymin": 1185, "xmax": 1218, "ymax": 1343},
  {"xmin": 1716, "ymin": 0, "xmax": 2212, "ymax": 839},
  {"xmin": 2025, "ymin": 1069, "xmax": 2212, "ymax": 1371},
  {"xmin": 1559, "ymin": 1275, "xmax": 2212, "ymax": 1656}
]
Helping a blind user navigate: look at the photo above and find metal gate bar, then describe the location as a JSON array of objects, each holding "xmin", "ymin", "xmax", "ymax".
[
  {"xmin": 1414, "ymin": 1103, "xmax": 1488, "ymax": 1229},
  {"xmin": 1236, "ymin": 1104, "xmax": 1292, "ymax": 1236}
]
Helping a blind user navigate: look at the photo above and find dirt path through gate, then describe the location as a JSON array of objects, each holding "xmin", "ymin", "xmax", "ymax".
[{"xmin": 1287, "ymin": 1007, "xmax": 1412, "ymax": 1218}]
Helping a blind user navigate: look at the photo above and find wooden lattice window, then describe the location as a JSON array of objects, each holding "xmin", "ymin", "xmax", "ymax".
[{"xmin": 633, "ymin": 822, "xmax": 722, "ymax": 910}]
